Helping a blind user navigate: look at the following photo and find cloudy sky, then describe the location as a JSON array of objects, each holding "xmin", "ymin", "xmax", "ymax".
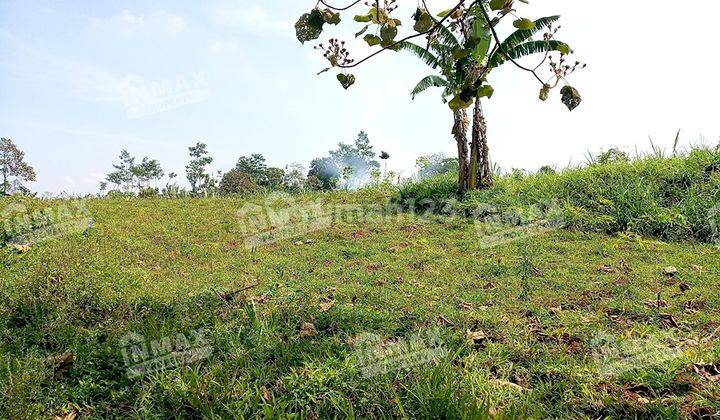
[{"xmin": 1, "ymin": 0, "xmax": 719, "ymax": 194}]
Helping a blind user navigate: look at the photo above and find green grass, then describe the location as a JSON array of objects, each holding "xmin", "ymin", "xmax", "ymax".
[{"xmin": 1, "ymin": 191, "xmax": 719, "ymax": 419}]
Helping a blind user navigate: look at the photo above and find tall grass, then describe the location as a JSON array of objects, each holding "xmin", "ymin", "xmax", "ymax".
[{"xmin": 395, "ymin": 144, "xmax": 720, "ymax": 242}]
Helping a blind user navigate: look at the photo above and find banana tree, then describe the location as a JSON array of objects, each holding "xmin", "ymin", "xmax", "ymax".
[{"xmin": 295, "ymin": 0, "xmax": 585, "ymax": 196}]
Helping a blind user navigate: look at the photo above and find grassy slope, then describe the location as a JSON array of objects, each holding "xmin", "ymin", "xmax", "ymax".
[{"xmin": 1, "ymin": 197, "xmax": 720, "ymax": 418}]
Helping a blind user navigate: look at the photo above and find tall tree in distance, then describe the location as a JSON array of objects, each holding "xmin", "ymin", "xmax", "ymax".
[
  {"xmin": 131, "ymin": 158, "xmax": 164, "ymax": 190},
  {"xmin": 105, "ymin": 150, "xmax": 135, "ymax": 192},
  {"xmin": 0, "ymin": 138, "xmax": 36, "ymax": 195},
  {"xmin": 380, "ymin": 151, "xmax": 390, "ymax": 176},
  {"xmin": 308, "ymin": 131, "xmax": 380, "ymax": 190},
  {"xmin": 186, "ymin": 142, "xmax": 214, "ymax": 196}
]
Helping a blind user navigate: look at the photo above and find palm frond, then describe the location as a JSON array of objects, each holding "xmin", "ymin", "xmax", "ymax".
[
  {"xmin": 399, "ymin": 41, "xmax": 440, "ymax": 68},
  {"xmin": 493, "ymin": 16, "xmax": 560, "ymax": 58},
  {"xmin": 434, "ymin": 23, "xmax": 461, "ymax": 50},
  {"xmin": 490, "ymin": 40, "xmax": 568, "ymax": 67},
  {"xmin": 410, "ymin": 75, "xmax": 449, "ymax": 99}
]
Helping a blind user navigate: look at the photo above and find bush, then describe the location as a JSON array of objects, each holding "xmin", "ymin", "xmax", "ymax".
[
  {"xmin": 394, "ymin": 145, "xmax": 720, "ymax": 242},
  {"xmin": 219, "ymin": 170, "xmax": 264, "ymax": 196},
  {"xmin": 138, "ymin": 187, "xmax": 159, "ymax": 198},
  {"xmin": 394, "ymin": 172, "xmax": 458, "ymax": 210}
]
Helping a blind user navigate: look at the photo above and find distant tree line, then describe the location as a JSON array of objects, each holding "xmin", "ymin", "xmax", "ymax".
[
  {"xmin": 99, "ymin": 131, "xmax": 435, "ymax": 198},
  {"xmin": 0, "ymin": 134, "xmax": 457, "ymax": 198}
]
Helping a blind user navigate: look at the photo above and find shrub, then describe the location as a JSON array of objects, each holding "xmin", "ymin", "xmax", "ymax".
[
  {"xmin": 394, "ymin": 145, "xmax": 720, "ymax": 242},
  {"xmin": 394, "ymin": 172, "xmax": 458, "ymax": 210},
  {"xmin": 138, "ymin": 187, "xmax": 159, "ymax": 198},
  {"xmin": 219, "ymin": 170, "xmax": 264, "ymax": 196}
]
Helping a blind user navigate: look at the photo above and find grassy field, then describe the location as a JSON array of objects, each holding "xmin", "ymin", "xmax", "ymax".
[{"xmin": 1, "ymin": 192, "xmax": 719, "ymax": 419}]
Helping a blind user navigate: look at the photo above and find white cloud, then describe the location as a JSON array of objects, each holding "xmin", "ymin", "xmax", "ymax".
[
  {"xmin": 90, "ymin": 10, "xmax": 186, "ymax": 37},
  {"xmin": 209, "ymin": 39, "xmax": 243, "ymax": 55},
  {"xmin": 213, "ymin": 6, "xmax": 290, "ymax": 36}
]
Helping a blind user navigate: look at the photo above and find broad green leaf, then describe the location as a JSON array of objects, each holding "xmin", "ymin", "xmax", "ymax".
[
  {"xmin": 354, "ymin": 14, "xmax": 372, "ymax": 23},
  {"xmin": 471, "ymin": 11, "xmax": 492, "ymax": 62},
  {"xmin": 513, "ymin": 18, "xmax": 536, "ymax": 30},
  {"xmin": 337, "ymin": 74, "xmax": 356, "ymax": 89},
  {"xmin": 294, "ymin": 9, "xmax": 325, "ymax": 44},
  {"xmin": 437, "ymin": 9, "xmax": 453, "ymax": 18},
  {"xmin": 489, "ymin": 0, "xmax": 507, "ymax": 11},
  {"xmin": 364, "ymin": 34, "xmax": 382, "ymax": 46},
  {"xmin": 413, "ymin": 8, "xmax": 434, "ymax": 32},
  {"xmin": 477, "ymin": 85, "xmax": 494, "ymax": 98},
  {"xmin": 452, "ymin": 47, "xmax": 470, "ymax": 60},
  {"xmin": 557, "ymin": 43, "xmax": 571, "ymax": 54},
  {"xmin": 380, "ymin": 23, "xmax": 398, "ymax": 43},
  {"xmin": 449, "ymin": 94, "xmax": 473, "ymax": 111}
]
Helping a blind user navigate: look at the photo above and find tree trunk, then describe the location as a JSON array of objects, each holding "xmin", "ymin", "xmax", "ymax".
[
  {"xmin": 469, "ymin": 99, "xmax": 482, "ymax": 190},
  {"xmin": 452, "ymin": 110, "xmax": 469, "ymax": 197},
  {"xmin": 475, "ymin": 100, "xmax": 493, "ymax": 189}
]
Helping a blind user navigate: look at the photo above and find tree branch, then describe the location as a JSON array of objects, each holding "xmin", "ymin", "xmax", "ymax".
[
  {"xmin": 316, "ymin": 0, "xmax": 362, "ymax": 11},
  {"xmin": 338, "ymin": 0, "xmax": 476, "ymax": 69}
]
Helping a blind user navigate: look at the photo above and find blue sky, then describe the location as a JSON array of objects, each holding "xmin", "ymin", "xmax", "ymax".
[{"xmin": 2, "ymin": 0, "xmax": 719, "ymax": 194}]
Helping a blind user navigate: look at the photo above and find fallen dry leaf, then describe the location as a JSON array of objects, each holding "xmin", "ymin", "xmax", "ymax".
[
  {"xmin": 619, "ymin": 259, "xmax": 632, "ymax": 273},
  {"xmin": 692, "ymin": 362, "xmax": 720, "ymax": 381},
  {"xmin": 54, "ymin": 411, "xmax": 78, "ymax": 420},
  {"xmin": 466, "ymin": 329, "xmax": 487, "ymax": 346},
  {"xmin": 261, "ymin": 386, "xmax": 271, "ymax": 401},
  {"xmin": 299, "ymin": 322, "xmax": 317, "ymax": 338},
  {"xmin": 550, "ymin": 306, "xmax": 562, "ymax": 316},
  {"xmin": 319, "ymin": 301, "xmax": 335, "ymax": 312},
  {"xmin": 644, "ymin": 299, "xmax": 668, "ymax": 309},
  {"xmin": 458, "ymin": 300, "xmax": 473, "ymax": 310},
  {"xmin": 660, "ymin": 314, "xmax": 679, "ymax": 329},
  {"xmin": 679, "ymin": 282, "xmax": 691, "ymax": 293},
  {"xmin": 598, "ymin": 264, "xmax": 615, "ymax": 274},
  {"xmin": 690, "ymin": 264, "xmax": 704, "ymax": 272},
  {"xmin": 683, "ymin": 299, "xmax": 706, "ymax": 313},
  {"xmin": 437, "ymin": 315, "xmax": 454, "ymax": 326},
  {"xmin": 46, "ymin": 352, "xmax": 74, "ymax": 379},
  {"xmin": 250, "ymin": 295, "xmax": 267, "ymax": 304},
  {"xmin": 11, "ymin": 243, "xmax": 31, "ymax": 253},
  {"xmin": 663, "ymin": 266, "xmax": 678, "ymax": 276}
]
